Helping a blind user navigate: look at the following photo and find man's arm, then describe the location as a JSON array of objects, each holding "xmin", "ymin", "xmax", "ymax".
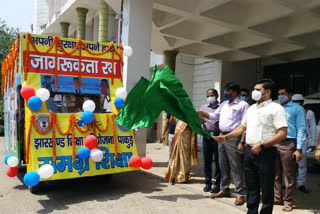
[
  {"xmin": 250, "ymin": 127, "xmax": 287, "ymax": 155},
  {"xmin": 198, "ymin": 103, "xmax": 222, "ymax": 120},
  {"xmin": 308, "ymin": 110, "xmax": 318, "ymax": 148},
  {"xmin": 161, "ymin": 119, "xmax": 170, "ymax": 142},
  {"xmin": 215, "ymin": 125, "xmax": 246, "ymax": 143},
  {"xmin": 315, "ymin": 132, "xmax": 320, "ymax": 162},
  {"xmin": 261, "ymin": 127, "xmax": 287, "ymax": 148},
  {"xmin": 296, "ymin": 107, "xmax": 307, "ymax": 150}
]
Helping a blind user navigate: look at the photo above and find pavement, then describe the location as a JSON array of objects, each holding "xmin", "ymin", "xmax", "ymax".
[
  {"xmin": 0, "ymin": 137, "xmax": 244, "ymax": 214},
  {"xmin": 145, "ymin": 141, "xmax": 320, "ymax": 214}
]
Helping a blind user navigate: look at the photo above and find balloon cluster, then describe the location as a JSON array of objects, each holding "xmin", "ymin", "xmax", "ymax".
[
  {"xmin": 77, "ymin": 135, "xmax": 104, "ymax": 162},
  {"xmin": 21, "ymin": 86, "xmax": 50, "ymax": 111},
  {"xmin": 23, "ymin": 164, "xmax": 54, "ymax": 187},
  {"xmin": 4, "ymin": 154, "xmax": 19, "ymax": 177},
  {"xmin": 4, "ymin": 154, "xmax": 54, "ymax": 186},
  {"xmin": 79, "ymin": 100, "xmax": 95, "ymax": 125},
  {"xmin": 129, "ymin": 156, "xmax": 153, "ymax": 170},
  {"xmin": 114, "ymin": 87, "xmax": 127, "ymax": 108}
]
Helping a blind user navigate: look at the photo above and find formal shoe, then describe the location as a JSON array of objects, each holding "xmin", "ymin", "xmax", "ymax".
[
  {"xmin": 235, "ymin": 196, "xmax": 245, "ymax": 206},
  {"xmin": 274, "ymin": 201, "xmax": 284, "ymax": 205},
  {"xmin": 210, "ymin": 191, "xmax": 230, "ymax": 199},
  {"xmin": 210, "ymin": 186, "xmax": 220, "ymax": 194},
  {"xmin": 298, "ymin": 185, "xmax": 309, "ymax": 194},
  {"xmin": 282, "ymin": 204, "xmax": 293, "ymax": 212},
  {"xmin": 203, "ymin": 185, "xmax": 211, "ymax": 192}
]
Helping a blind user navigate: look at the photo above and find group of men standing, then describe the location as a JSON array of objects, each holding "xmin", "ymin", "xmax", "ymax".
[{"xmin": 198, "ymin": 79, "xmax": 319, "ymax": 214}]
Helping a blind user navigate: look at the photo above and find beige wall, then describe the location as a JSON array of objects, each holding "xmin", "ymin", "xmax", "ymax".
[
  {"xmin": 221, "ymin": 59, "xmax": 257, "ymax": 96},
  {"xmin": 175, "ymin": 55, "xmax": 195, "ymax": 100}
]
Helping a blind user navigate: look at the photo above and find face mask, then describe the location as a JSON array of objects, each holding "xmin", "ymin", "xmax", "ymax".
[
  {"xmin": 224, "ymin": 92, "xmax": 232, "ymax": 100},
  {"xmin": 251, "ymin": 90, "xmax": 262, "ymax": 101},
  {"xmin": 207, "ymin": 96, "xmax": 216, "ymax": 104},
  {"xmin": 278, "ymin": 95, "xmax": 289, "ymax": 104},
  {"xmin": 240, "ymin": 96, "xmax": 248, "ymax": 102}
]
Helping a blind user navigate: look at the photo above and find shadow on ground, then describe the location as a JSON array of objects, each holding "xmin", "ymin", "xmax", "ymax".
[{"xmin": 13, "ymin": 170, "xmax": 168, "ymax": 213}]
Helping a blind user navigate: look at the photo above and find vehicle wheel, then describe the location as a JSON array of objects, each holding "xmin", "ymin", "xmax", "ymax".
[{"xmin": 28, "ymin": 182, "xmax": 43, "ymax": 194}]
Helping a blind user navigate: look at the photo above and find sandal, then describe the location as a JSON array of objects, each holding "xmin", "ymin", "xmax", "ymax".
[{"xmin": 282, "ymin": 205, "xmax": 293, "ymax": 212}]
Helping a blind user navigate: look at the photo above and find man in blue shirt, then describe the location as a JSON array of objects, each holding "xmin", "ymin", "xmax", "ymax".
[{"xmin": 275, "ymin": 87, "xmax": 307, "ymax": 212}]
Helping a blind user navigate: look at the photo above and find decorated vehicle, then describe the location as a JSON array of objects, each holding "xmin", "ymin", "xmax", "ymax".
[{"xmin": 2, "ymin": 33, "xmax": 149, "ymax": 192}]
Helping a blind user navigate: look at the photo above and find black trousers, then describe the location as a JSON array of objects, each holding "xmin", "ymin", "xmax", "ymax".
[
  {"xmin": 203, "ymin": 136, "xmax": 221, "ymax": 187},
  {"xmin": 244, "ymin": 146, "xmax": 276, "ymax": 214}
]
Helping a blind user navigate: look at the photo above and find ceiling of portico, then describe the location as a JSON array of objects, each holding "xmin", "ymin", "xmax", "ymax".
[
  {"xmin": 46, "ymin": 0, "xmax": 320, "ymax": 63},
  {"xmin": 149, "ymin": 0, "xmax": 320, "ymax": 62}
]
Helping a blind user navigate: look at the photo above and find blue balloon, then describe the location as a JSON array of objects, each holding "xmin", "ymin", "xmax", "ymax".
[
  {"xmin": 24, "ymin": 171, "xmax": 40, "ymax": 187},
  {"xmin": 28, "ymin": 96, "xmax": 43, "ymax": 111},
  {"xmin": 81, "ymin": 111, "xmax": 94, "ymax": 124},
  {"xmin": 78, "ymin": 147, "xmax": 90, "ymax": 159},
  {"xmin": 4, "ymin": 154, "xmax": 15, "ymax": 165},
  {"xmin": 114, "ymin": 97, "xmax": 124, "ymax": 108}
]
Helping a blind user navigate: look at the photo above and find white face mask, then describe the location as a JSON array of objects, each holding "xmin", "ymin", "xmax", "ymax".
[
  {"xmin": 207, "ymin": 96, "xmax": 216, "ymax": 104},
  {"xmin": 251, "ymin": 90, "xmax": 262, "ymax": 101}
]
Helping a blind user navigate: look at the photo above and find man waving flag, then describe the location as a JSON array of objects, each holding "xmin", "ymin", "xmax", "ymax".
[{"xmin": 116, "ymin": 65, "xmax": 211, "ymax": 138}]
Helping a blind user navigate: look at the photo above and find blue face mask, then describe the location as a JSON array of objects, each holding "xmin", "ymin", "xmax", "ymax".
[
  {"xmin": 224, "ymin": 92, "xmax": 232, "ymax": 100},
  {"xmin": 207, "ymin": 96, "xmax": 216, "ymax": 104},
  {"xmin": 240, "ymin": 96, "xmax": 248, "ymax": 102},
  {"xmin": 278, "ymin": 95, "xmax": 289, "ymax": 104}
]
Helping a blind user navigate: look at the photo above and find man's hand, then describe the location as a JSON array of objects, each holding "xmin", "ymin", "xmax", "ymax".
[
  {"xmin": 214, "ymin": 136, "xmax": 227, "ymax": 144},
  {"xmin": 251, "ymin": 144, "xmax": 262, "ymax": 155},
  {"xmin": 160, "ymin": 134, "xmax": 165, "ymax": 143},
  {"xmin": 308, "ymin": 146, "xmax": 316, "ymax": 152},
  {"xmin": 238, "ymin": 143, "xmax": 245, "ymax": 152},
  {"xmin": 292, "ymin": 150, "xmax": 302, "ymax": 163},
  {"xmin": 197, "ymin": 110, "xmax": 204, "ymax": 117},
  {"xmin": 315, "ymin": 149, "xmax": 320, "ymax": 162},
  {"xmin": 200, "ymin": 115, "xmax": 205, "ymax": 123}
]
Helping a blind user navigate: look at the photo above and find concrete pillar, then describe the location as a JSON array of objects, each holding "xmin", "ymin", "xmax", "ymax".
[
  {"xmin": 76, "ymin": 7, "xmax": 88, "ymax": 39},
  {"xmin": 161, "ymin": 50, "xmax": 178, "ymax": 145},
  {"xmin": 99, "ymin": 0, "xmax": 109, "ymax": 42},
  {"xmin": 121, "ymin": 0, "xmax": 153, "ymax": 157},
  {"xmin": 164, "ymin": 50, "xmax": 179, "ymax": 74},
  {"xmin": 60, "ymin": 22, "xmax": 70, "ymax": 38}
]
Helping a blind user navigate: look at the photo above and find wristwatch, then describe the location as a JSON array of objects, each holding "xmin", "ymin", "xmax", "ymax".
[
  {"xmin": 241, "ymin": 141, "xmax": 246, "ymax": 146},
  {"xmin": 260, "ymin": 144, "xmax": 265, "ymax": 150}
]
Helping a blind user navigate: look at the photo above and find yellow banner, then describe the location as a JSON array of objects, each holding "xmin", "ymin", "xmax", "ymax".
[
  {"xmin": 19, "ymin": 33, "xmax": 138, "ymax": 180},
  {"xmin": 27, "ymin": 113, "xmax": 138, "ymax": 180}
]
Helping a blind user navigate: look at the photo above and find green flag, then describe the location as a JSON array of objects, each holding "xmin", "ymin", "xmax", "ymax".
[{"xmin": 116, "ymin": 65, "xmax": 211, "ymax": 138}]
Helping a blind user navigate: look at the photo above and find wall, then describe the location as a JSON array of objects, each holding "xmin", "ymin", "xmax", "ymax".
[
  {"xmin": 193, "ymin": 58, "xmax": 222, "ymax": 109},
  {"xmin": 33, "ymin": 0, "xmax": 49, "ymax": 34},
  {"xmin": 221, "ymin": 59, "xmax": 257, "ymax": 95},
  {"xmin": 175, "ymin": 55, "xmax": 195, "ymax": 101}
]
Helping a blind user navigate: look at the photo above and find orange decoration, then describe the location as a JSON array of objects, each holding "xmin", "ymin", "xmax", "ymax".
[
  {"xmin": 54, "ymin": 36, "xmax": 58, "ymax": 91},
  {"xmin": 111, "ymin": 114, "xmax": 118, "ymax": 158},
  {"xmin": 26, "ymin": 116, "xmax": 33, "ymax": 164},
  {"xmin": 71, "ymin": 117, "xmax": 76, "ymax": 161},
  {"xmin": 2, "ymin": 33, "xmax": 124, "ymax": 95},
  {"xmin": 93, "ymin": 115, "xmax": 109, "ymax": 132},
  {"xmin": 52, "ymin": 114, "xmax": 57, "ymax": 162}
]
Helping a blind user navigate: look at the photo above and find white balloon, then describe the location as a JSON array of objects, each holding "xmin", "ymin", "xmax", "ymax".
[
  {"xmin": 38, "ymin": 164, "xmax": 54, "ymax": 179},
  {"xmin": 123, "ymin": 46, "xmax": 133, "ymax": 57},
  {"xmin": 83, "ymin": 100, "xmax": 96, "ymax": 112},
  {"xmin": 90, "ymin": 149, "xmax": 103, "ymax": 162},
  {"xmin": 115, "ymin": 87, "xmax": 127, "ymax": 99},
  {"xmin": 36, "ymin": 88, "xmax": 50, "ymax": 102},
  {"xmin": 7, "ymin": 156, "xmax": 19, "ymax": 167}
]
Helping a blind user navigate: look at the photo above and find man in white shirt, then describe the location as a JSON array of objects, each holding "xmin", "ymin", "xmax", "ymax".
[
  {"xmin": 215, "ymin": 79, "xmax": 288, "ymax": 214},
  {"xmin": 291, "ymin": 94, "xmax": 318, "ymax": 193}
]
